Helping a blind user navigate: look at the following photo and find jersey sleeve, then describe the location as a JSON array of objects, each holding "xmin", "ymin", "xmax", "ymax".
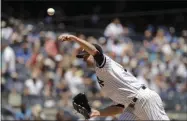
[{"xmin": 93, "ymin": 44, "xmax": 114, "ymax": 69}]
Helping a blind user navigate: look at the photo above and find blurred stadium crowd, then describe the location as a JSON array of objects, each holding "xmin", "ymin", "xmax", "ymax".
[{"xmin": 1, "ymin": 16, "xmax": 187, "ymax": 120}]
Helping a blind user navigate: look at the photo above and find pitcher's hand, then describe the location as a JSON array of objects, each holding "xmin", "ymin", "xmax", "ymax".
[
  {"xmin": 58, "ymin": 34, "xmax": 77, "ymax": 42},
  {"xmin": 90, "ymin": 109, "xmax": 100, "ymax": 118}
]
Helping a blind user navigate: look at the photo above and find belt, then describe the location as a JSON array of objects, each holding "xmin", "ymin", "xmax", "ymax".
[{"xmin": 129, "ymin": 85, "xmax": 146, "ymax": 108}]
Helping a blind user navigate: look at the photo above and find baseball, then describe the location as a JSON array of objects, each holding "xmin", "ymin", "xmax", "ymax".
[{"xmin": 47, "ymin": 8, "xmax": 55, "ymax": 16}]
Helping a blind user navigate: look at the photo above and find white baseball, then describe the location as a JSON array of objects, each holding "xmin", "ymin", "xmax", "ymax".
[{"xmin": 47, "ymin": 8, "xmax": 55, "ymax": 16}]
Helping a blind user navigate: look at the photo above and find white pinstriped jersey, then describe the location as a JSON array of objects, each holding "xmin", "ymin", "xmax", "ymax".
[
  {"xmin": 95, "ymin": 54, "xmax": 144, "ymax": 106},
  {"xmin": 94, "ymin": 54, "xmax": 169, "ymax": 120}
]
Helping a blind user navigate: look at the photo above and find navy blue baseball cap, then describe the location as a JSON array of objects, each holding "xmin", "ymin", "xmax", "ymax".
[{"xmin": 76, "ymin": 49, "xmax": 89, "ymax": 58}]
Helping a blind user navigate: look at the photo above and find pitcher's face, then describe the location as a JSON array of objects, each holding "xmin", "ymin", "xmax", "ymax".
[{"xmin": 83, "ymin": 55, "xmax": 95, "ymax": 68}]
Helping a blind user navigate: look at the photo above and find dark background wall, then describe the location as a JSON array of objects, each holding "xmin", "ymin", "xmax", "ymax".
[
  {"xmin": 2, "ymin": 1, "xmax": 187, "ymax": 18},
  {"xmin": 2, "ymin": 0, "xmax": 187, "ymax": 33}
]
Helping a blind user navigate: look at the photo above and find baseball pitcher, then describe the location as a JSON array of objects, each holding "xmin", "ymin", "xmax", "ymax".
[{"xmin": 58, "ymin": 34, "xmax": 170, "ymax": 120}]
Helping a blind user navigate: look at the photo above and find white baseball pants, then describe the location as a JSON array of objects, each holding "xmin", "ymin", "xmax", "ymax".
[{"xmin": 118, "ymin": 88, "xmax": 170, "ymax": 120}]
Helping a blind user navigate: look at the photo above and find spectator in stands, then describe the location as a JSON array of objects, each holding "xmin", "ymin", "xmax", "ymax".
[
  {"xmin": 16, "ymin": 41, "xmax": 31, "ymax": 64},
  {"xmin": 56, "ymin": 109, "xmax": 78, "ymax": 121},
  {"xmin": 43, "ymin": 72, "xmax": 55, "ymax": 98},
  {"xmin": 143, "ymin": 29, "xmax": 153, "ymax": 42},
  {"xmin": 153, "ymin": 28, "xmax": 168, "ymax": 46},
  {"xmin": 2, "ymin": 39, "xmax": 17, "ymax": 92},
  {"xmin": 167, "ymin": 27, "xmax": 178, "ymax": 43},
  {"xmin": 64, "ymin": 67, "xmax": 84, "ymax": 96},
  {"xmin": 2, "ymin": 39, "xmax": 16, "ymax": 74},
  {"xmin": 143, "ymin": 29, "xmax": 153, "ymax": 49},
  {"xmin": 27, "ymin": 42, "xmax": 42, "ymax": 69},
  {"xmin": 15, "ymin": 103, "xmax": 33, "ymax": 120},
  {"xmin": 7, "ymin": 73, "xmax": 23, "ymax": 93},
  {"xmin": 1, "ymin": 21, "xmax": 13, "ymax": 41},
  {"xmin": 104, "ymin": 18, "xmax": 124, "ymax": 39},
  {"xmin": 176, "ymin": 57, "xmax": 187, "ymax": 79},
  {"xmin": 8, "ymin": 88, "xmax": 22, "ymax": 108},
  {"xmin": 56, "ymin": 79, "xmax": 71, "ymax": 107},
  {"xmin": 56, "ymin": 110, "xmax": 65, "ymax": 121},
  {"xmin": 44, "ymin": 31, "xmax": 58, "ymax": 58},
  {"xmin": 24, "ymin": 68, "xmax": 43, "ymax": 96},
  {"xmin": 32, "ymin": 104, "xmax": 46, "ymax": 120},
  {"xmin": 179, "ymin": 30, "xmax": 187, "ymax": 43}
]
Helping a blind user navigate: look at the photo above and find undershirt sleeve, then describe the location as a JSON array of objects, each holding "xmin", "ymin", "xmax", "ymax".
[{"xmin": 93, "ymin": 45, "xmax": 105, "ymax": 68}]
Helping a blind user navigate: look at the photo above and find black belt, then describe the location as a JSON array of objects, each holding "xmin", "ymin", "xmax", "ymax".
[{"xmin": 129, "ymin": 85, "xmax": 146, "ymax": 108}]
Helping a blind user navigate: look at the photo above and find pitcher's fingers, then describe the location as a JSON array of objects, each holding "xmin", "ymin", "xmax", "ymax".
[
  {"xmin": 58, "ymin": 35, "xmax": 64, "ymax": 40},
  {"xmin": 90, "ymin": 113, "xmax": 97, "ymax": 118}
]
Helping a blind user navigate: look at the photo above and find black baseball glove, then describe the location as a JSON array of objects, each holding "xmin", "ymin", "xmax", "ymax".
[{"xmin": 72, "ymin": 93, "xmax": 91, "ymax": 119}]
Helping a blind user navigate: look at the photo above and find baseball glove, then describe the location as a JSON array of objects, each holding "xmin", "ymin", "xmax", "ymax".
[{"xmin": 72, "ymin": 93, "xmax": 91, "ymax": 119}]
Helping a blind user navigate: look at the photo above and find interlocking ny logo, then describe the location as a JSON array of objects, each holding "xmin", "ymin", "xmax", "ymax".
[{"xmin": 97, "ymin": 77, "xmax": 104, "ymax": 87}]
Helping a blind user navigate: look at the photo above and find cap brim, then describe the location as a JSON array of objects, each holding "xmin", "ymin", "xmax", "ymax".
[{"xmin": 76, "ymin": 51, "xmax": 89, "ymax": 58}]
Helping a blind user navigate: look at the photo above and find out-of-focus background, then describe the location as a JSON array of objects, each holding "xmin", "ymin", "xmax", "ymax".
[{"xmin": 1, "ymin": 0, "xmax": 187, "ymax": 120}]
